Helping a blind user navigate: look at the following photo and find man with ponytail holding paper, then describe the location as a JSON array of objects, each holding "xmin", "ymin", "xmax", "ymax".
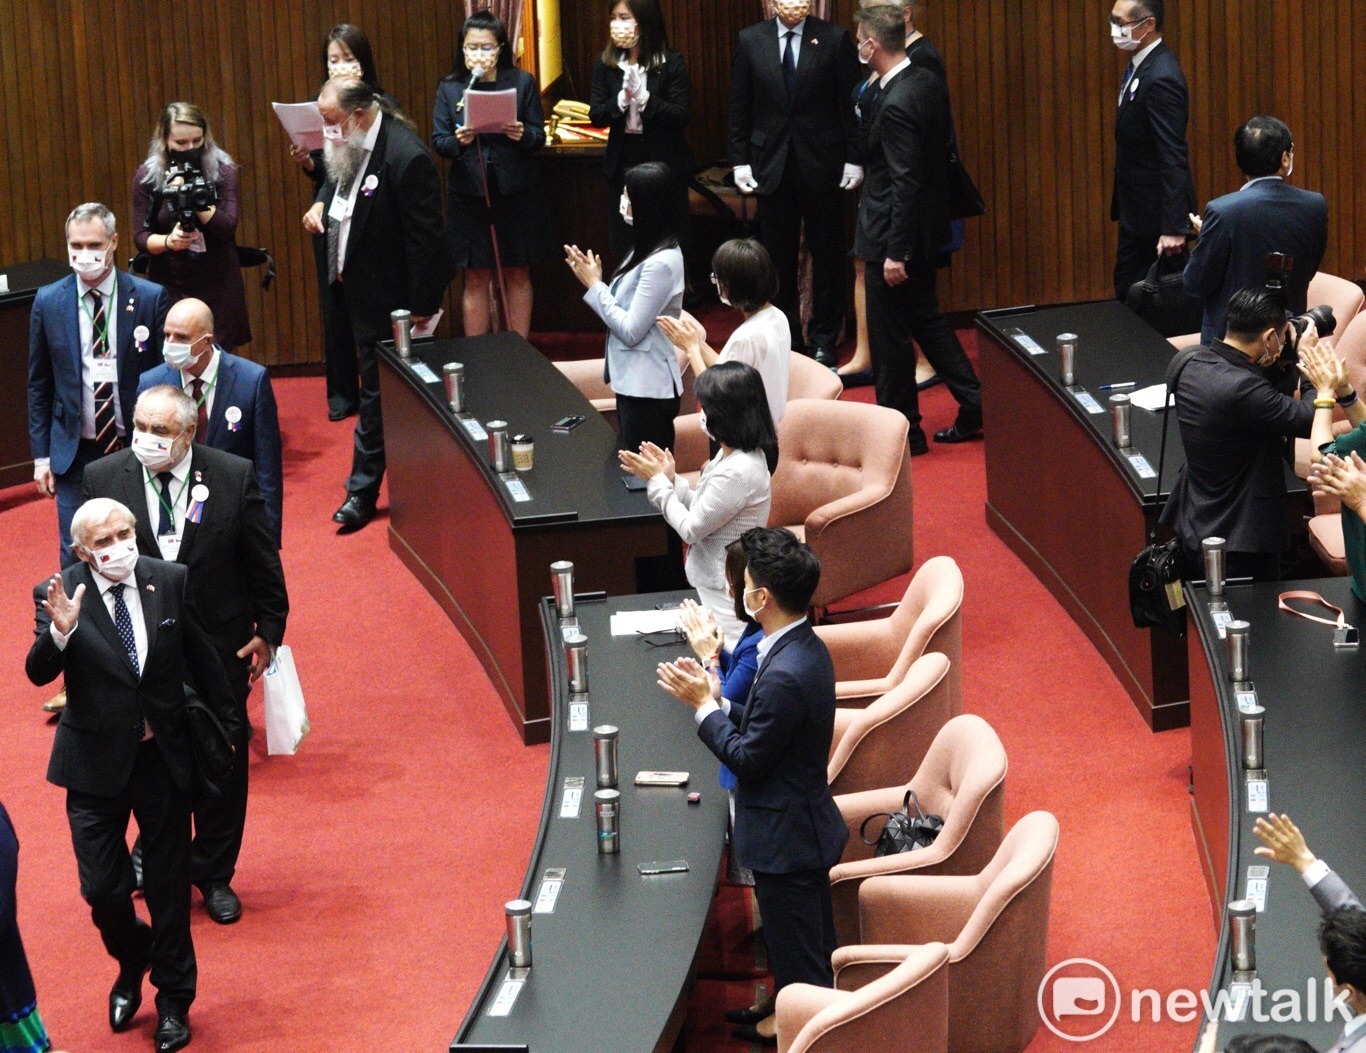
[{"xmin": 81, "ymin": 385, "xmax": 289, "ymax": 927}]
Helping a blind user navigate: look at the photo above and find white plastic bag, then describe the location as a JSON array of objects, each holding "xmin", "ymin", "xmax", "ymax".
[{"xmin": 263, "ymin": 645, "xmax": 310, "ymax": 755}]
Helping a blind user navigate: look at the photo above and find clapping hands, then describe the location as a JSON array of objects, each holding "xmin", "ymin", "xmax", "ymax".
[
  {"xmin": 657, "ymin": 655, "xmax": 714, "ymax": 710},
  {"xmin": 618, "ymin": 441, "xmax": 674, "ymax": 482},
  {"xmin": 678, "ymin": 598, "xmax": 723, "ymax": 662}
]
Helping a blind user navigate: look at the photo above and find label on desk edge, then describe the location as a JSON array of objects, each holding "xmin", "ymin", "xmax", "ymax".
[
  {"xmin": 1246, "ymin": 874, "xmax": 1268, "ymax": 913},
  {"xmin": 487, "ymin": 975, "xmax": 525, "ymax": 1017},
  {"xmin": 1224, "ymin": 983, "xmax": 1253, "ymax": 1022},
  {"xmin": 534, "ymin": 873, "xmax": 564, "ymax": 914},
  {"xmin": 1247, "ymin": 778, "xmax": 1269, "ymax": 814},
  {"xmin": 1072, "ymin": 390, "xmax": 1105, "ymax": 415},
  {"xmin": 1213, "ymin": 610, "xmax": 1236, "ymax": 638},
  {"xmin": 408, "ymin": 361, "xmax": 439, "ymax": 383},
  {"xmin": 568, "ymin": 700, "xmax": 589, "ymax": 732},
  {"xmin": 560, "ymin": 777, "xmax": 584, "ymax": 818},
  {"xmin": 459, "ymin": 416, "xmax": 488, "ymax": 441},
  {"xmin": 501, "ymin": 474, "xmax": 532, "ymax": 503},
  {"xmin": 1006, "ymin": 330, "xmax": 1048, "ymax": 356},
  {"xmin": 1126, "ymin": 452, "xmax": 1157, "ymax": 479},
  {"xmin": 559, "ymin": 620, "xmax": 580, "ymax": 641},
  {"xmin": 1235, "ymin": 689, "xmax": 1258, "ymax": 713}
]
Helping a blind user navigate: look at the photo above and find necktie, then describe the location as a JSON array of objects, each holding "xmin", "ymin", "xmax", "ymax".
[
  {"xmin": 326, "ymin": 177, "xmax": 354, "ymax": 285},
  {"xmin": 89, "ymin": 290, "xmax": 121, "ymax": 455},
  {"xmin": 157, "ymin": 471, "xmax": 176, "ymax": 536},
  {"xmin": 782, "ymin": 31, "xmax": 797, "ymax": 95},
  {"xmin": 1118, "ymin": 61, "xmax": 1136, "ymax": 104},
  {"xmin": 191, "ymin": 377, "xmax": 208, "ymax": 440},
  {"xmin": 109, "ymin": 583, "xmax": 140, "ymax": 677}
]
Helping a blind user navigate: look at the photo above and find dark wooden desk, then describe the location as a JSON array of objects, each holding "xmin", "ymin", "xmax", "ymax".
[
  {"xmin": 1, "ymin": 258, "xmax": 71, "ymax": 489},
  {"xmin": 451, "ymin": 592, "xmax": 728, "ymax": 1053},
  {"xmin": 1186, "ymin": 577, "xmax": 1366, "ymax": 1049},
  {"xmin": 976, "ymin": 301, "xmax": 1307, "ymax": 732},
  {"xmin": 379, "ymin": 333, "xmax": 670, "ymax": 744}
]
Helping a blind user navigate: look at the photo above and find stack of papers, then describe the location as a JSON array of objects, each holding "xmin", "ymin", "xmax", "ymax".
[
  {"xmin": 1130, "ymin": 383, "xmax": 1174, "ymax": 412},
  {"xmin": 610, "ymin": 609, "xmax": 681, "ymax": 636}
]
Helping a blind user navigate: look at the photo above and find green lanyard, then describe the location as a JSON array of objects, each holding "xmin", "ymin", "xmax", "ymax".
[
  {"xmin": 78, "ymin": 286, "xmax": 111, "ymax": 356},
  {"xmin": 144, "ymin": 466, "xmax": 191, "ymax": 534},
  {"xmin": 187, "ymin": 371, "xmax": 217, "ymax": 409}
]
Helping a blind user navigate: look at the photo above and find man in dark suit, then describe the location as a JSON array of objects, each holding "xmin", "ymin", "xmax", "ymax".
[
  {"xmin": 302, "ymin": 77, "xmax": 450, "ymax": 532},
  {"xmin": 1161, "ymin": 288, "xmax": 1359, "ymax": 581},
  {"xmin": 138, "ymin": 298, "xmax": 284, "ymax": 546},
  {"xmin": 658, "ymin": 527, "xmax": 847, "ymax": 1045},
  {"xmin": 729, "ymin": 0, "xmax": 862, "ymax": 368},
  {"xmin": 1183, "ymin": 116, "xmax": 1329, "ymax": 345},
  {"xmin": 25, "ymin": 497, "xmax": 239, "ymax": 1052},
  {"xmin": 851, "ymin": 6, "xmax": 982, "ymax": 453},
  {"xmin": 83, "ymin": 385, "xmax": 289, "ymax": 926},
  {"xmin": 1109, "ymin": 0, "xmax": 1196, "ymax": 301},
  {"xmin": 28, "ymin": 202, "xmax": 169, "ymax": 566}
]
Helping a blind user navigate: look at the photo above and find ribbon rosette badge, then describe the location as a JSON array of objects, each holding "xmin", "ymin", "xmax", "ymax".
[{"xmin": 362, "ymin": 174, "xmax": 379, "ymax": 197}]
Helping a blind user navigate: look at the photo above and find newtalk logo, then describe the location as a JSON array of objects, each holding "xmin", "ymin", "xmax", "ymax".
[{"xmin": 1037, "ymin": 958, "xmax": 1353, "ymax": 1042}]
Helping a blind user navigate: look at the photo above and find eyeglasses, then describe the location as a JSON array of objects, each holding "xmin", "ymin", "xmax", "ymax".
[
  {"xmin": 1107, "ymin": 14, "xmax": 1151, "ymax": 27},
  {"xmin": 463, "ymin": 44, "xmax": 500, "ymax": 54}
]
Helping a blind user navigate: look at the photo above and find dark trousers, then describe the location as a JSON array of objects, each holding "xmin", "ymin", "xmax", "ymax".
[
  {"xmin": 321, "ymin": 270, "xmax": 360, "ymax": 416},
  {"xmin": 192, "ymin": 651, "xmax": 251, "ymax": 885},
  {"xmin": 865, "ymin": 262, "xmax": 982, "ymax": 439},
  {"xmin": 616, "ymin": 393, "xmax": 680, "ymax": 454},
  {"xmin": 55, "ymin": 438, "xmax": 117, "ymax": 568},
  {"xmin": 0, "ymin": 804, "xmax": 39, "ymax": 1016},
  {"xmin": 347, "ymin": 333, "xmax": 387, "ymax": 503},
  {"xmin": 1114, "ymin": 228, "xmax": 1157, "ymax": 302},
  {"xmin": 752, "ymin": 867, "xmax": 837, "ymax": 992},
  {"xmin": 757, "ymin": 164, "xmax": 846, "ymax": 351},
  {"xmin": 66, "ymin": 742, "xmax": 195, "ymax": 1016}
]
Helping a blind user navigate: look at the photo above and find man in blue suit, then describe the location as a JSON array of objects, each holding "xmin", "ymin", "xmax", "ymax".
[
  {"xmin": 658, "ymin": 526, "xmax": 847, "ymax": 1045},
  {"xmin": 28, "ymin": 202, "xmax": 169, "ymax": 566},
  {"xmin": 139, "ymin": 299, "xmax": 283, "ymax": 547},
  {"xmin": 1184, "ymin": 116, "xmax": 1328, "ymax": 345}
]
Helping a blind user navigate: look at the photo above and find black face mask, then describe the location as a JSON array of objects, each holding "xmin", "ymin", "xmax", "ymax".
[{"xmin": 169, "ymin": 146, "xmax": 204, "ymax": 170}]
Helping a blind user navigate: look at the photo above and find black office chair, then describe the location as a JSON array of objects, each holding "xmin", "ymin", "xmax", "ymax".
[{"xmin": 129, "ymin": 245, "xmax": 276, "ymax": 290}]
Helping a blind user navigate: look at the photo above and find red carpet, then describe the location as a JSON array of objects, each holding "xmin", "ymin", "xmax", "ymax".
[{"xmin": 1, "ymin": 329, "xmax": 1210, "ymax": 1052}]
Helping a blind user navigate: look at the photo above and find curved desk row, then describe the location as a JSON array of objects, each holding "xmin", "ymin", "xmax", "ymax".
[
  {"xmin": 451, "ymin": 592, "xmax": 729, "ymax": 1053},
  {"xmin": 1187, "ymin": 577, "xmax": 1366, "ymax": 1049}
]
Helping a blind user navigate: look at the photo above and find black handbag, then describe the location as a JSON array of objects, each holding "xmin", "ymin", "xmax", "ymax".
[
  {"xmin": 1125, "ymin": 252, "xmax": 1204, "ymax": 338},
  {"xmin": 183, "ymin": 686, "xmax": 235, "ymax": 798},
  {"xmin": 946, "ymin": 125, "xmax": 986, "ymax": 221},
  {"xmin": 860, "ymin": 789, "xmax": 944, "ymax": 857},
  {"xmin": 1128, "ymin": 348, "xmax": 1200, "ymax": 638}
]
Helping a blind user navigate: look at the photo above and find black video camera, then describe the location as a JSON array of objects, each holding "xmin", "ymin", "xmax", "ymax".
[
  {"xmin": 163, "ymin": 163, "xmax": 219, "ymax": 232},
  {"xmin": 1264, "ymin": 252, "xmax": 1336, "ymax": 357}
]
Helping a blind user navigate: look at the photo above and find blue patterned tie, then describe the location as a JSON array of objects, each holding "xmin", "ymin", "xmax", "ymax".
[
  {"xmin": 1119, "ymin": 62, "xmax": 1136, "ymax": 104},
  {"xmin": 109, "ymin": 583, "xmax": 139, "ymax": 677}
]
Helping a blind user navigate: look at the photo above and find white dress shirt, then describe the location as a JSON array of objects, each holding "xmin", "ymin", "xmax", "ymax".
[
  {"xmin": 334, "ymin": 110, "xmax": 383, "ymax": 274},
  {"xmin": 777, "ymin": 17, "xmax": 806, "ymax": 66},
  {"xmin": 181, "ymin": 347, "xmax": 221, "ymax": 422},
  {"xmin": 695, "ymin": 616, "xmax": 807, "ymax": 725},
  {"xmin": 142, "ymin": 448, "xmax": 194, "ymax": 561},
  {"xmin": 720, "ymin": 305, "xmax": 792, "ymax": 424},
  {"xmin": 51, "ymin": 566, "xmax": 149, "ymax": 671},
  {"xmin": 878, "ymin": 56, "xmax": 913, "ymax": 91},
  {"xmin": 77, "ymin": 268, "xmax": 120, "ymax": 441}
]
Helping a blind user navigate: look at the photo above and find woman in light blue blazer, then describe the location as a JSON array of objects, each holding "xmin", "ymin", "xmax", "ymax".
[{"xmin": 565, "ymin": 161, "xmax": 686, "ymax": 452}]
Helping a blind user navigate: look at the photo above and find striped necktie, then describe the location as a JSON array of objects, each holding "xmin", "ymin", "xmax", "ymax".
[{"xmin": 89, "ymin": 290, "xmax": 121, "ymax": 454}]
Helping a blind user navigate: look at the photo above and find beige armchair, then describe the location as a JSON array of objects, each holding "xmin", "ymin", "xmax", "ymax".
[
  {"xmin": 828, "ymin": 715, "xmax": 1008, "ymax": 946},
  {"xmin": 832, "ymin": 811, "xmax": 1060, "ymax": 1053},
  {"xmin": 553, "ymin": 346, "xmax": 696, "ymax": 430},
  {"xmin": 815, "ymin": 556, "xmax": 964, "ymax": 711},
  {"xmin": 1167, "ymin": 269, "xmax": 1365, "ymax": 353},
  {"xmin": 827, "ymin": 652, "xmax": 954, "ymax": 798},
  {"xmin": 776, "ymin": 942, "xmax": 950, "ymax": 1053}
]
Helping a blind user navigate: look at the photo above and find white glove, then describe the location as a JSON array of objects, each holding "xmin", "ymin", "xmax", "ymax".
[
  {"xmin": 839, "ymin": 163, "xmax": 864, "ymax": 191},
  {"xmin": 733, "ymin": 165, "xmax": 758, "ymax": 194},
  {"xmin": 624, "ymin": 63, "xmax": 644, "ymax": 96},
  {"xmin": 635, "ymin": 86, "xmax": 650, "ymax": 109},
  {"xmin": 617, "ymin": 88, "xmax": 630, "ymax": 111}
]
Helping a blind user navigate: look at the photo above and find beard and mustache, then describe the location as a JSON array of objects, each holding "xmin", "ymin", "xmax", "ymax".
[{"xmin": 323, "ymin": 125, "xmax": 368, "ymax": 189}]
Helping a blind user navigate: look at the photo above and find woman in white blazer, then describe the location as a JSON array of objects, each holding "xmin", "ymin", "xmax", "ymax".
[
  {"xmin": 620, "ymin": 362, "xmax": 778, "ymax": 645},
  {"xmin": 566, "ymin": 161, "xmax": 686, "ymax": 452}
]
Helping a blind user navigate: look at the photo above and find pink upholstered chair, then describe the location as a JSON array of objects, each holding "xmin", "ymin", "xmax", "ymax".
[
  {"xmin": 832, "ymin": 811, "xmax": 1060, "ymax": 1053},
  {"xmin": 815, "ymin": 556, "xmax": 964, "ymax": 711},
  {"xmin": 769, "ymin": 399, "xmax": 915, "ymax": 609},
  {"xmin": 775, "ymin": 942, "xmax": 950, "ymax": 1053},
  {"xmin": 828, "ymin": 715, "xmax": 1008, "ymax": 946},
  {"xmin": 827, "ymin": 652, "xmax": 954, "ymax": 797},
  {"xmin": 554, "ymin": 346, "xmax": 696, "ymax": 429},
  {"xmin": 1167, "ymin": 270, "xmax": 1365, "ymax": 353},
  {"xmin": 788, "ymin": 350, "xmax": 845, "ymax": 401}
]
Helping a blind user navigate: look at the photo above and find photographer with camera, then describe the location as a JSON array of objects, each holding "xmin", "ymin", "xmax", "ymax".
[
  {"xmin": 133, "ymin": 103, "xmax": 251, "ymax": 352},
  {"xmin": 1161, "ymin": 286, "xmax": 1359, "ymax": 582}
]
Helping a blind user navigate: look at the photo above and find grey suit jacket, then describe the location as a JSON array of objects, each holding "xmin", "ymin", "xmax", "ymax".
[{"xmin": 1312, "ymin": 869, "xmax": 1365, "ymax": 914}]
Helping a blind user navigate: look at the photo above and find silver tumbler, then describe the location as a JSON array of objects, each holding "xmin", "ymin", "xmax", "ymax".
[
  {"xmin": 594, "ymin": 788, "xmax": 621, "ymax": 854},
  {"xmin": 1241, "ymin": 706, "xmax": 1266, "ymax": 771},
  {"xmin": 487, "ymin": 420, "xmax": 511, "ymax": 472},
  {"xmin": 1229, "ymin": 899, "xmax": 1257, "ymax": 979},
  {"xmin": 550, "ymin": 561, "xmax": 575, "ymax": 619},
  {"xmin": 505, "ymin": 899, "xmax": 533, "ymax": 968},
  {"xmin": 1203, "ymin": 537, "xmax": 1227, "ymax": 599},
  {"xmin": 565, "ymin": 631, "xmax": 589, "ymax": 693},
  {"xmin": 593, "ymin": 725, "xmax": 619, "ymax": 788},
  {"xmin": 1227, "ymin": 621, "xmax": 1251, "ymax": 683},
  {"xmin": 443, "ymin": 361, "xmax": 465, "ymax": 413},
  {"xmin": 1057, "ymin": 333, "xmax": 1078, "ymax": 386},
  {"xmin": 1110, "ymin": 393, "xmax": 1132, "ymax": 448},
  {"xmin": 391, "ymin": 309, "xmax": 413, "ymax": 358}
]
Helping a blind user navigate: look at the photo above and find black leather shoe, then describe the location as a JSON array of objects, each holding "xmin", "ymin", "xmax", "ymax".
[
  {"xmin": 724, "ymin": 1005, "xmax": 769, "ymax": 1025},
  {"xmin": 332, "ymin": 495, "xmax": 376, "ymax": 532},
  {"xmin": 812, "ymin": 347, "xmax": 839, "ymax": 370},
  {"xmin": 837, "ymin": 368, "xmax": 874, "ymax": 388},
  {"xmin": 154, "ymin": 1012, "xmax": 192, "ymax": 1053},
  {"xmin": 731, "ymin": 1022, "xmax": 778, "ymax": 1046},
  {"xmin": 109, "ymin": 959, "xmax": 149, "ymax": 1031},
  {"xmin": 908, "ymin": 427, "xmax": 930, "ymax": 456},
  {"xmin": 933, "ymin": 421, "xmax": 983, "ymax": 444},
  {"xmin": 917, "ymin": 373, "xmax": 944, "ymax": 392},
  {"xmin": 131, "ymin": 835, "xmax": 144, "ymax": 892},
  {"xmin": 327, "ymin": 403, "xmax": 359, "ymax": 422},
  {"xmin": 200, "ymin": 882, "xmax": 242, "ymax": 924}
]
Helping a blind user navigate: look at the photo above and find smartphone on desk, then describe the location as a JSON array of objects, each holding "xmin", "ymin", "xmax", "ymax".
[
  {"xmin": 551, "ymin": 414, "xmax": 586, "ymax": 433},
  {"xmin": 623, "ymin": 474, "xmax": 648, "ymax": 491}
]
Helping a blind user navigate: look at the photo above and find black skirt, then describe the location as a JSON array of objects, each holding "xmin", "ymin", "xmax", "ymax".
[{"xmin": 447, "ymin": 185, "xmax": 555, "ymax": 269}]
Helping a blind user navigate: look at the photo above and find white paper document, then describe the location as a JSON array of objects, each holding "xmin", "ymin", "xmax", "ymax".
[
  {"xmin": 413, "ymin": 309, "xmax": 443, "ymax": 338},
  {"xmin": 272, "ymin": 102, "xmax": 325, "ymax": 152},
  {"xmin": 610, "ymin": 609, "xmax": 681, "ymax": 637},
  {"xmin": 1130, "ymin": 383, "xmax": 1174, "ymax": 412},
  {"xmin": 464, "ymin": 88, "xmax": 518, "ymax": 134}
]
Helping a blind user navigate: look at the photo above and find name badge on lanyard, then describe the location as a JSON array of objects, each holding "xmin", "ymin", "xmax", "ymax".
[
  {"xmin": 90, "ymin": 356, "xmax": 118, "ymax": 384},
  {"xmin": 328, "ymin": 190, "xmax": 353, "ymax": 223}
]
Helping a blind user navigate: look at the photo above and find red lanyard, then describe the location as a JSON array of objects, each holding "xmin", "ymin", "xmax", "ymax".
[{"xmin": 1278, "ymin": 591, "xmax": 1360, "ymax": 646}]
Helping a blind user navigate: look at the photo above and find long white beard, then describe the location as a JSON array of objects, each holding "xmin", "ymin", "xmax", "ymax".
[{"xmin": 324, "ymin": 131, "xmax": 367, "ymax": 188}]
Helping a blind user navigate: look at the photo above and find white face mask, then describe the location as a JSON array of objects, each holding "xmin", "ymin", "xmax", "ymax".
[
  {"xmin": 1110, "ymin": 20, "xmax": 1146, "ymax": 51},
  {"xmin": 619, "ymin": 193, "xmax": 634, "ymax": 226},
  {"xmin": 131, "ymin": 428, "xmax": 182, "ymax": 472},
  {"xmin": 699, "ymin": 408, "xmax": 715, "ymax": 440},
  {"xmin": 162, "ymin": 337, "xmax": 205, "ymax": 371},
  {"xmin": 742, "ymin": 587, "xmax": 766, "ymax": 619},
  {"xmin": 70, "ymin": 247, "xmax": 109, "ymax": 281},
  {"xmin": 857, "ymin": 38, "xmax": 873, "ymax": 66},
  {"xmin": 91, "ymin": 537, "xmax": 139, "ymax": 582},
  {"xmin": 328, "ymin": 60, "xmax": 363, "ymax": 80},
  {"xmin": 322, "ymin": 122, "xmax": 345, "ymax": 141}
]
